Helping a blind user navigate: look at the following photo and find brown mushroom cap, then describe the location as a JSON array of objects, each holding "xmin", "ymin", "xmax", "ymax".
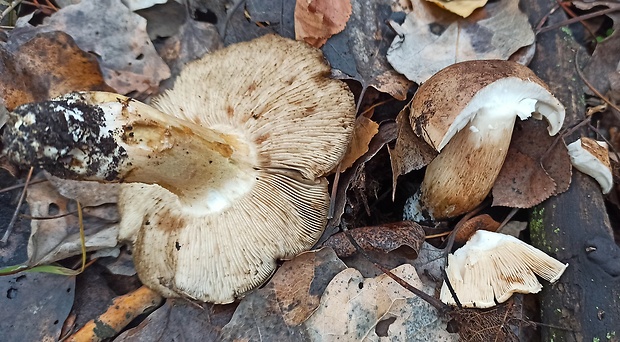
[
  {"xmin": 440, "ymin": 230, "xmax": 568, "ymax": 308},
  {"xmin": 403, "ymin": 60, "xmax": 565, "ymax": 221},
  {"xmin": 410, "ymin": 60, "xmax": 564, "ymax": 152}
]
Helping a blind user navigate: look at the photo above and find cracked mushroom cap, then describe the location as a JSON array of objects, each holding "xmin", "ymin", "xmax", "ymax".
[
  {"xmin": 410, "ymin": 60, "xmax": 564, "ymax": 152},
  {"xmin": 567, "ymin": 137, "xmax": 613, "ymax": 194},
  {"xmin": 440, "ymin": 230, "xmax": 568, "ymax": 308},
  {"xmin": 3, "ymin": 34, "xmax": 356, "ymax": 303}
]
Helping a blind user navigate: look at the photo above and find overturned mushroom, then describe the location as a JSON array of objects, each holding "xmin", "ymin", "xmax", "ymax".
[
  {"xmin": 2, "ymin": 35, "xmax": 356, "ymax": 303},
  {"xmin": 440, "ymin": 230, "xmax": 568, "ymax": 308},
  {"xmin": 567, "ymin": 137, "xmax": 613, "ymax": 194},
  {"xmin": 403, "ymin": 60, "xmax": 565, "ymax": 221}
]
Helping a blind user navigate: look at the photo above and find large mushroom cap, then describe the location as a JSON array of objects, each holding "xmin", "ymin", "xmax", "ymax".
[
  {"xmin": 118, "ymin": 34, "xmax": 356, "ymax": 303},
  {"xmin": 410, "ymin": 60, "xmax": 565, "ymax": 152}
]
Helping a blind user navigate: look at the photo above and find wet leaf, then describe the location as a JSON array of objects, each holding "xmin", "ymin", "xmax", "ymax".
[
  {"xmin": 0, "ymin": 31, "xmax": 112, "ymax": 111},
  {"xmin": 294, "ymin": 0, "xmax": 352, "ymax": 47},
  {"xmin": 304, "ymin": 264, "xmax": 458, "ymax": 341},
  {"xmin": 220, "ymin": 248, "xmax": 347, "ymax": 340},
  {"xmin": 0, "ymin": 273, "xmax": 75, "ymax": 342},
  {"xmin": 117, "ymin": 299, "xmax": 236, "ymax": 341},
  {"xmin": 387, "ymin": 0, "xmax": 534, "ymax": 83},
  {"xmin": 492, "ymin": 119, "xmax": 572, "ymax": 208},
  {"xmin": 322, "ymin": 0, "xmax": 413, "ymax": 100},
  {"xmin": 323, "ymin": 221, "xmax": 425, "ymax": 258}
]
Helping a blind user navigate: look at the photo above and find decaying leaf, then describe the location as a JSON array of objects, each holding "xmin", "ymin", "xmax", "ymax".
[
  {"xmin": 388, "ymin": 107, "xmax": 438, "ymax": 199},
  {"xmin": 492, "ymin": 119, "xmax": 572, "ymax": 208},
  {"xmin": 304, "ymin": 264, "xmax": 458, "ymax": 341},
  {"xmin": 135, "ymin": 0, "xmax": 187, "ymax": 40},
  {"xmin": 454, "ymin": 214, "xmax": 500, "ymax": 244},
  {"xmin": 26, "ymin": 176, "xmax": 119, "ymax": 266},
  {"xmin": 122, "ymin": 0, "xmax": 167, "ymax": 11},
  {"xmin": 220, "ymin": 248, "xmax": 347, "ymax": 340},
  {"xmin": 10, "ymin": 0, "xmax": 171, "ymax": 97},
  {"xmin": 0, "ymin": 31, "xmax": 112, "ymax": 111},
  {"xmin": 116, "ymin": 299, "xmax": 237, "ymax": 341},
  {"xmin": 322, "ymin": 0, "xmax": 413, "ymax": 100},
  {"xmin": 340, "ymin": 116, "xmax": 380, "ymax": 171},
  {"xmin": 387, "ymin": 0, "xmax": 534, "ymax": 83},
  {"xmin": 425, "ymin": 0, "xmax": 488, "ymax": 18},
  {"xmin": 323, "ymin": 221, "xmax": 426, "ymax": 258},
  {"xmin": 294, "ymin": 0, "xmax": 352, "ymax": 47},
  {"xmin": 0, "ymin": 272, "xmax": 75, "ymax": 342}
]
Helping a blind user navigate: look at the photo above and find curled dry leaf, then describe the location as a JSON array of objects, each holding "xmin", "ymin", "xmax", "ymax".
[
  {"xmin": 388, "ymin": 107, "xmax": 438, "ymax": 200},
  {"xmin": 425, "ymin": 0, "xmax": 488, "ymax": 18},
  {"xmin": 294, "ymin": 0, "xmax": 352, "ymax": 47},
  {"xmin": 387, "ymin": 0, "xmax": 535, "ymax": 83},
  {"xmin": 220, "ymin": 248, "xmax": 347, "ymax": 340},
  {"xmin": 304, "ymin": 264, "xmax": 458, "ymax": 341},
  {"xmin": 339, "ymin": 116, "xmax": 380, "ymax": 171},
  {"xmin": 0, "ymin": 31, "xmax": 112, "ymax": 111},
  {"xmin": 323, "ymin": 221, "xmax": 426, "ymax": 258},
  {"xmin": 11, "ymin": 0, "xmax": 171, "ymax": 97},
  {"xmin": 322, "ymin": 0, "xmax": 413, "ymax": 100},
  {"xmin": 454, "ymin": 214, "xmax": 501, "ymax": 244},
  {"xmin": 25, "ymin": 178, "xmax": 119, "ymax": 266},
  {"xmin": 492, "ymin": 119, "xmax": 572, "ymax": 208}
]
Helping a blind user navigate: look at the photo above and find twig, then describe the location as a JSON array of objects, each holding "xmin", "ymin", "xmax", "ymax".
[
  {"xmin": 1, "ymin": 166, "xmax": 33, "ymax": 244},
  {"xmin": 575, "ymin": 52, "xmax": 620, "ymax": 122},
  {"xmin": 341, "ymin": 226, "xmax": 449, "ymax": 313},
  {"xmin": 0, "ymin": 178, "xmax": 46, "ymax": 194},
  {"xmin": 0, "ymin": 0, "xmax": 22, "ymax": 22},
  {"xmin": 537, "ymin": 6, "xmax": 620, "ymax": 34}
]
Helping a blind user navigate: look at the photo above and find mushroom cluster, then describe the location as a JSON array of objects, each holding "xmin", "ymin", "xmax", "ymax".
[
  {"xmin": 2, "ymin": 35, "xmax": 356, "ymax": 303},
  {"xmin": 403, "ymin": 60, "xmax": 565, "ymax": 221}
]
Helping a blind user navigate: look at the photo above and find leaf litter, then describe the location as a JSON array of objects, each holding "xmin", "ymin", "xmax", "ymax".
[{"xmin": 0, "ymin": 0, "xmax": 618, "ymax": 340}]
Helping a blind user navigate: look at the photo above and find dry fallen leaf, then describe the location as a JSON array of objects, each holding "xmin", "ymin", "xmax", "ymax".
[
  {"xmin": 295, "ymin": 0, "xmax": 352, "ymax": 47},
  {"xmin": 26, "ymin": 176, "xmax": 119, "ymax": 266},
  {"xmin": 425, "ymin": 0, "xmax": 488, "ymax": 18},
  {"xmin": 220, "ymin": 248, "xmax": 347, "ymax": 340},
  {"xmin": 11, "ymin": 0, "xmax": 171, "ymax": 97},
  {"xmin": 322, "ymin": 0, "xmax": 413, "ymax": 101},
  {"xmin": 323, "ymin": 221, "xmax": 426, "ymax": 258},
  {"xmin": 387, "ymin": 0, "xmax": 534, "ymax": 83},
  {"xmin": 388, "ymin": 107, "xmax": 438, "ymax": 199},
  {"xmin": 340, "ymin": 116, "xmax": 380, "ymax": 171},
  {"xmin": 0, "ymin": 31, "xmax": 112, "ymax": 111},
  {"xmin": 304, "ymin": 264, "xmax": 458, "ymax": 341},
  {"xmin": 492, "ymin": 119, "xmax": 572, "ymax": 208}
]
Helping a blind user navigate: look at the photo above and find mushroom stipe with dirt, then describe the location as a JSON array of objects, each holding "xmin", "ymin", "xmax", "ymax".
[{"xmin": 2, "ymin": 35, "xmax": 356, "ymax": 303}]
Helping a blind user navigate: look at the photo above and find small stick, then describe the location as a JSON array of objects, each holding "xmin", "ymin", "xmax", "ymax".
[{"xmin": 1, "ymin": 166, "xmax": 33, "ymax": 244}]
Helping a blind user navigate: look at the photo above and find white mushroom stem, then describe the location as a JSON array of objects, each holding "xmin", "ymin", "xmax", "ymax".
[
  {"xmin": 409, "ymin": 106, "xmax": 518, "ymax": 221},
  {"xmin": 567, "ymin": 138, "xmax": 613, "ymax": 194},
  {"xmin": 3, "ymin": 91, "xmax": 256, "ymax": 214}
]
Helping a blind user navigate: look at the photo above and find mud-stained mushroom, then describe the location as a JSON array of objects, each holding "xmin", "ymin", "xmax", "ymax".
[
  {"xmin": 403, "ymin": 60, "xmax": 565, "ymax": 221},
  {"xmin": 2, "ymin": 34, "xmax": 356, "ymax": 303},
  {"xmin": 440, "ymin": 230, "xmax": 568, "ymax": 308},
  {"xmin": 567, "ymin": 137, "xmax": 613, "ymax": 194}
]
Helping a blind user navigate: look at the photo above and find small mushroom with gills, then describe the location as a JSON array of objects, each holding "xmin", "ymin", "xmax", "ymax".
[
  {"xmin": 440, "ymin": 230, "xmax": 568, "ymax": 308},
  {"xmin": 403, "ymin": 60, "xmax": 565, "ymax": 222},
  {"xmin": 567, "ymin": 137, "xmax": 613, "ymax": 194},
  {"xmin": 2, "ymin": 35, "xmax": 356, "ymax": 303}
]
